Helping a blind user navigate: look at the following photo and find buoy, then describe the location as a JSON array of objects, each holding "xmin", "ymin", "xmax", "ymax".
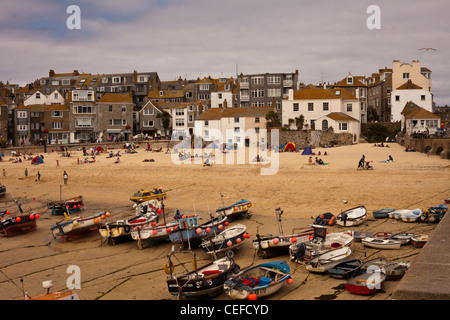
[
  {"xmin": 273, "ymin": 238, "xmax": 279, "ymax": 245},
  {"xmin": 94, "ymin": 218, "xmax": 100, "ymax": 224},
  {"xmin": 105, "ymin": 212, "xmax": 111, "ymax": 217},
  {"xmin": 101, "ymin": 215, "xmax": 106, "ymax": 220},
  {"xmin": 15, "ymin": 217, "xmax": 21, "ymax": 222},
  {"xmin": 157, "ymin": 209, "xmax": 162, "ymax": 214},
  {"xmin": 206, "ymin": 227, "xmax": 211, "ymax": 233},
  {"xmin": 227, "ymin": 240, "xmax": 232, "ymax": 247},
  {"xmin": 152, "ymin": 229, "xmax": 158, "ymax": 235},
  {"xmin": 196, "ymin": 228, "xmax": 203, "ymax": 234},
  {"xmin": 35, "ymin": 214, "xmax": 40, "ymax": 219},
  {"xmin": 291, "ymin": 237, "xmax": 297, "ymax": 243},
  {"xmin": 224, "ymin": 221, "xmax": 229, "ymax": 226},
  {"xmin": 236, "ymin": 238, "xmax": 242, "ymax": 244},
  {"xmin": 151, "ymin": 221, "xmax": 156, "ymax": 226},
  {"xmin": 77, "ymin": 204, "xmax": 81, "ymax": 208},
  {"xmin": 248, "ymin": 293, "xmax": 257, "ymax": 300},
  {"xmin": 6, "ymin": 211, "xmax": 10, "ymax": 215},
  {"xmin": 181, "ymin": 215, "xmax": 186, "ymax": 219},
  {"xmin": 286, "ymin": 278, "xmax": 294, "ymax": 285},
  {"xmin": 218, "ymin": 224, "xmax": 223, "ymax": 230},
  {"xmin": 166, "ymin": 228, "xmax": 171, "ymax": 233},
  {"xmin": 29, "ymin": 214, "xmax": 35, "ymax": 220},
  {"xmin": 73, "ymin": 205, "xmax": 77, "ymax": 209}
]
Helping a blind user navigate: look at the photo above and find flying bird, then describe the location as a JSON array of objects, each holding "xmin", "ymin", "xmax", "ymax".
[{"xmin": 419, "ymin": 48, "xmax": 436, "ymax": 51}]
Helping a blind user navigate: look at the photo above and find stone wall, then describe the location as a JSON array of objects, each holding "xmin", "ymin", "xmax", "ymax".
[{"xmin": 268, "ymin": 128, "xmax": 354, "ymax": 149}]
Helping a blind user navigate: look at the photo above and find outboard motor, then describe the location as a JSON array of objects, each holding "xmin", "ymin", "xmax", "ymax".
[{"xmin": 290, "ymin": 242, "xmax": 306, "ymax": 262}]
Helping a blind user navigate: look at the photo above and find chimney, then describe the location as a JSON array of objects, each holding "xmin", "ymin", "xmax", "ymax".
[
  {"xmin": 73, "ymin": 70, "xmax": 79, "ymax": 76},
  {"xmin": 49, "ymin": 69, "xmax": 55, "ymax": 77},
  {"xmin": 133, "ymin": 70, "xmax": 138, "ymax": 83},
  {"xmin": 223, "ymin": 99, "xmax": 228, "ymax": 109},
  {"xmin": 288, "ymin": 88, "xmax": 294, "ymax": 100}
]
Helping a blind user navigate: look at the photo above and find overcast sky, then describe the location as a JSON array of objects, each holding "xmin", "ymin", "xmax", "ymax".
[{"xmin": 1, "ymin": 0, "xmax": 449, "ymax": 105}]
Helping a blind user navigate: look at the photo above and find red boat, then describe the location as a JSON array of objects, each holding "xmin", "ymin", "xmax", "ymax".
[
  {"xmin": 0, "ymin": 210, "xmax": 39, "ymax": 237},
  {"xmin": 345, "ymin": 272, "xmax": 386, "ymax": 295}
]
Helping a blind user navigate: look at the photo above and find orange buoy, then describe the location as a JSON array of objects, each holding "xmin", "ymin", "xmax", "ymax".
[
  {"xmin": 291, "ymin": 237, "xmax": 297, "ymax": 243},
  {"xmin": 15, "ymin": 217, "xmax": 21, "ymax": 222},
  {"xmin": 273, "ymin": 238, "xmax": 279, "ymax": 244},
  {"xmin": 94, "ymin": 218, "xmax": 100, "ymax": 224},
  {"xmin": 248, "ymin": 293, "xmax": 257, "ymax": 300}
]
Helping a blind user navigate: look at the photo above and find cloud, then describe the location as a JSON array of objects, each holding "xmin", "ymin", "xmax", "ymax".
[{"xmin": 1, "ymin": 0, "xmax": 449, "ymax": 104}]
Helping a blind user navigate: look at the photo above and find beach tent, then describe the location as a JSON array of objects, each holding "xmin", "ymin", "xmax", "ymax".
[
  {"xmin": 301, "ymin": 147, "xmax": 313, "ymax": 155},
  {"xmin": 95, "ymin": 146, "xmax": 105, "ymax": 152},
  {"xmin": 284, "ymin": 142, "xmax": 296, "ymax": 152},
  {"xmin": 31, "ymin": 156, "xmax": 44, "ymax": 165}
]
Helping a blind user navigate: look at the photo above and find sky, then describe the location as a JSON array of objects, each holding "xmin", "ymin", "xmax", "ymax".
[{"xmin": 1, "ymin": 0, "xmax": 449, "ymax": 105}]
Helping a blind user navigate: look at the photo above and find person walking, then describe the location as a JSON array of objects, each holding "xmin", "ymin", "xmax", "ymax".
[
  {"xmin": 25, "ymin": 168, "xmax": 28, "ymax": 177},
  {"xmin": 37, "ymin": 171, "xmax": 40, "ymax": 181},
  {"xmin": 63, "ymin": 171, "xmax": 68, "ymax": 185}
]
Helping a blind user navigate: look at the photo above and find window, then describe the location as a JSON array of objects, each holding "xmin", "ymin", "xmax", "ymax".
[
  {"xmin": 347, "ymin": 77, "xmax": 353, "ymax": 84},
  {"xmin": 204, "ymin": 130, "xmax": 209, "ymax": 138},
  {"xmin": 189, "ymin": 115, "xmax": 193, "ymax": 122},
  {"xmin": 52, "ymin": 111, "xmax": 63, "ymax": 117},
  {"xmin": 267, "ymin": 75, "xmax": 281, "ymax": 84},
  {"xmin": 17, "ymin": 125, "xmax": 28, "ymax": 131},
  {"xmin": 199, "ymin": 84, "xmax": 210, "ymax": 91},
  {"xmin": 109, "ymin": 105, "xmax": 113, "ymax": 112},
  {"xmin": 268, "ymin": 88, "xmax": 281, "ymax": 97},
  {"xmin": 78, "ymin": 79, "xmax": 86, "ymax": 86},
  {"xmin": 109, "ymin": 119, "xmax": 123, "ymax": 126},
  {"xmin": 175, "ymin": 108, "xmax": 184, "ymax": 116},
  {"xmin": 54, "ymin": 93, "xmax": 59, "ymax": 99},
  {"xmin": 321, "ymin": 120, "xmax": 328, "ymax": 130},
  {"xmin": 395, "ymin": 96, "xmax": 400, "ymax": 102},
  {"xmin": 293, "ymin": 103, "xmax": 299, "ymax": 112},
  {"xmin": 234, "ymin": 117, "xmax": 240, "ymax": 123},
  {"xmin": 251, "ymin": 76, "xmax": 264, "ymax": 85},
  {"xmin": 143, "ymin": 109, "xmax": 154, "ymax": 115},
  {"xmin": 175, "ymin": 119, "xmax": 184, "ymax": 127},
  {"xmin": 421, "ymin": 95, "xmax": 426, "ymax": 101},
  {"xmin": 346, "ymin": 104, "xmax": 352, "ymax": 112},
  {"xmin": 122, "ymin": 106, "xmax": 126, "ymax": 112},
  {"xmin": 89, "ymin": 79, "xmax": 98, "ymax": 86},
  {"xmin": 255, "ymin": 127, "xmax": 260, "ymax": 133},
  {"xmin": 251, "ymin": 89, "xmax": 264, "ymax": 98},
  {"xmin": 52, "ymin": 122, "xmax": 63, "ymax": 129},
  {"xmin": 218, "ymin": 93, "xmax": 222, "ymax": 99},
  {"xmin": 74, "ymin": 105, "xmax": 93, "ymax": 114},
  {"xmin": 205, "ymin": 121, "xmax": 209, "ymax": 126},
  {"xmin": 36, "ymin": 93, "xmax": 41, "ymax": 99},
  {"xmin": 308, "ymin": 102, "xmax": 314, "ymax": 111},
  {"xmin": 143, "ymin": 121, "xmax": 154, "ymax": 127},
  {"xmin": 403, "ymin": 73, "xmax": 410, "ymax": 79},
  {"xmin": 255, "ymin": 117, "xmax": 260, "ymax": 123},
  {"xmin": 31, "ymin": 112, "xmax": 39, "ymax": 117},
  {"xmin": 339, "ymin": 123, "xmax": 348, "ymax": 130},
  {"xmin": 323, "ymin": 102, "xmax": 329, "ymax": 111},
  {"xmin": 102, "ymin": 77, "xmax": 108, "ymax": 83},
  {"xmin": 234, "ymin": 127, "xmax": 240, "ymax": 133},
  {"xmin": 52, "ymin": 80, "xmax": 59, "ymax": 86},
  {"xmin": 113, "ymin": 77, "xmax": 121, "ymax": 83},
  {"xmin": 62, "ymin": 80, "xmax": 70, "ymax": 85},
  {"xmin": 17, "ymin": 111, "xmax": 27, "ymax": 118},
  {"xmin": 75, "ymin": 118, "xmax": 92, "ymax": 127},
  {"xmin": 139, "ymin": 76, "xmax": 147, "ymax": 82}
]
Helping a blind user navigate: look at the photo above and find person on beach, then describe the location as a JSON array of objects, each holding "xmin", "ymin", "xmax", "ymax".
[
  {"xmin": 358, "ymin": 155, "xmax": 365, "ymax": 169},
  {"xmin": 63, "ymin": 171, "xmax": 68, "ymax": 185},
  {"xmin": 25, "ymin": 168, "xmax": 28, "ymax": 177},
  {"xmin": 37, "ymin": 171, "xmax": 40, "ymax": 181}
]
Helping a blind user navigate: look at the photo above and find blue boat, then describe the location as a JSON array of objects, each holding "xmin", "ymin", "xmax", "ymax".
[
  {"xmin": 0, "ymin": 184, "xmax": 6, "ymax": 198},
  {"xmin": 168, "ymin": 214, "xmax": 228, "ymax": 247},
  {"xmin": 372, "ymin": 208, "xmax": 394, "ymax": 219}
]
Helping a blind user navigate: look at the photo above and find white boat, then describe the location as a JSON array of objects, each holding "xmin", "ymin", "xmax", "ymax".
[
  {"xmin": 131, "ymin": 219, "xmax": 179, "ymax": 249},
  {"xmin": 336, "ymin": 205, "xmax": 367, "ymax": 227},
  {"xmin": 50, "ymin": 212, "xmax": 106, "ymax": 242},
  {"xmin": 389, "ymin": 232, "xmax": 414, "ymax": 245},
  {"xmin": 401, "ymin": 209, "xmax": 422, "ymax": 222},
  {"xmin": 392, "ymin": 208, "xmax": 421, "ymax": 220},
  {"xmin": 361, "ymin": 237, "xmax": 402, "ymax": 249},
  {"xmin": 305, "ymin": 247, "xmax": 352, "ymax": 273},
  {"xmin": 200, "ymin": 224, "xmax": 247, "ymax": 256}
]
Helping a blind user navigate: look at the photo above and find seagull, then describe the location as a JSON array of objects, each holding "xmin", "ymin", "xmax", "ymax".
[{"xmin": 419, "ymin": 48, "xmax": 436, "ymax": 51}]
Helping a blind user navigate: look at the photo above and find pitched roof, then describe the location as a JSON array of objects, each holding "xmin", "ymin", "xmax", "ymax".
[
  {"xmin": 334, "ymin": 75, "xmax": 367, "ymax": 87},
  {"xmin": 148, "ymin": 90, "xmax": 185, "ymax": 99},
  {"xmin": 98, "ymin": 92, "xmax": 133, "ymax": 103},
  {"xmin": 401, "ymin": 101, "xmax": 439, "ymax": 119},
  {"xmin": 396, "ymin": 79, "xmax": 422, "ymax": 90},
  {"xmin": 197, "ymin": 106, "xmax": 274, "ymax": 121},
  {"xmin": 325, "ymin": 112, "xmax": 359, "ymax": 122},
  {"xmin": 293, "ymin": 85, "xmax": 358, "ymax": 100}
]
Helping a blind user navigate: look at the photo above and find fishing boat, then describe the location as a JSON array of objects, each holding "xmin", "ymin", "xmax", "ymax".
[
  {"xmin": 305, "ymin": 247, "xmax": 352, "ymax": 273},
  {"xmin": 411, "ymin": 234, "xmax": 428, "ymax": 248},
  {"xmin": 353, "ymin": 230, "xmax": 373, "ymax": 242},
  {"xmin": 372, "ymin": 208, "xmax": 394, "ymax": 219},
  {"xmin": 361, "ymin": 237, "xmax": 402, "ymax": 250},
  {"xmin": 253, "ymin": 207, "xmax": 314, "ymax": 259},
  {"xmin": 50, "ymin": 212, "xmax": 107, "ymax": 242},
  {"xmin": 165, "ymin": 246, "xmax": 238, "ymax": 298},
  {"xmin": 168, "ymin": 213, "xmax": 228, "ymax": 248},
  {"xmin": 445, "ymin": 197, "xmax": 450, "ymax": 204},
  {"xmin": 200, "ymin": 224, "xmax": 247, "ymax": 256},
  {"xmin": 131, "ymin": 219, "xmax": 179, "ymax": 249},
  {"xmin": 360, "ymin": 257, "xmax": 388, "ymax": 274},
  {"xmin": 389, "ymin": 232, "xmax": 414, "ymax": 245},
  {"xmin": 0, "ymin": 184, "xmax": 6, "ymax": 198},
  {"xmin": 327, "ymin": 258, "xmax": 362, "ymax": 279},
  {"xmin": 133, "ymin": 199, "xmax": 162, "ymax": 215},
  {"xmin": 0, "ymin": 210, "xmax": 39, "ymax": 237},
  {"xmin": 224, "ymin": 260, "xmax": 292, "ymax": 300},
  {"xmin": 401, "ymin": 209, "xmax": 422, "ymax": 222},
  {"xmin": 215, "ymin": 200, "xmax": 252, "ymax": 219},
  {"xmin": 336, "ymin": 205, "xmax": 367, "ymax": 227},
  {"xmin": 11, "ymin": 280, "xmax": 79, "ymax": 300},
  {"xmin": 345, "ymin": 271, "xmax": 386, "ymax": 295},
  {"xmin": 47, "ymin": 196, "xmax": 84, "ymax": 216},
  {"xmin": 428, "ymin": 204, "xmax": 448, "ymax": 215},
  {"xmin": 385, "ymin": 261, "xmax": 411, "ymax": 280},
  {"xmin": 421, "ymin": 204, "xmax": 447, "ymax": 223},
  {"xmin": 129, "ymin": 188, "xmax": 167, "ymax": 203},
  {"xmin": 99, "ymin": 210, "xmax": 159, "ymax": 245},
  {"xmin": 290, "ymin": 225, "xmax": 353, "ymax": 262}
]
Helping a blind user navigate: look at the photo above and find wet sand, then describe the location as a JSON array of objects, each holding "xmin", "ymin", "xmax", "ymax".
[{"xmin": 0, "ymin": 142, "xmax": 448, "ymax": 300}]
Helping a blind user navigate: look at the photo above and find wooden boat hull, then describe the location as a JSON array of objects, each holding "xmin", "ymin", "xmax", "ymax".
[
  {"xmin": 216, "ymin": 200, "xmax": 251, "ymax": 219},
  {"xmin": 166, "ymin": 257, "xmax": 237, "ymax": 297},
  {"xmin": 346, "ymin": 272, "xmax": 386, "ymax": 295},
  {"xmin": 0, "ymin": 214, "xmax": 37, "ymax": 237},
  {"xmin": 50, "ymin": 213, "xmax": 103, "ymax": 242},
  {"xmin": 200, "ymin": 224, "xmax": 246, "ymax": 255},
  {"xmin": 411, "ymin": 234, "xmax": 428, "ymax": 248},
  {"xmin": 253, "ymin": 229, "xmax": 314, "ymax": 259},
  {"xmin": 336, "ymin": 205, "xmax": 367, "ymax": 227},
  {"xmin": 224, "ymin": 260, "xmax": 291, "ymax": 300},
  {"xmin": 372, "ymin": 208, "xmax": 394, "ymax": 219}
]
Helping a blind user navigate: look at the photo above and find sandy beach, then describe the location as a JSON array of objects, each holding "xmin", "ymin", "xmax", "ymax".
[{"xmin": 0, "ymin": 141, "xmax": 449, "ymax": 301}]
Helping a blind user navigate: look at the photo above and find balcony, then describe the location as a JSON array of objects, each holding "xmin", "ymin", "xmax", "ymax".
[
  {"xmin": 240, "ymin": 94, "xmax": 249, "ymax": 101},
  {"xmin": 283, "ymin": 80, "xmax": 293, "ymax": 87},
  {"xmin": 240, "ymin": 82, "xmax": 249, "ymax": 88}
]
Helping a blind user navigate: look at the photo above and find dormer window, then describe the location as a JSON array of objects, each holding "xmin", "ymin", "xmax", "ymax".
[
  {"xmin": 347, "ymin": 77, "xmax": 353, "ymax": 84},
  {"xmin": 159, "ymin": 91, "xmax": 164, "ymax": 96}
]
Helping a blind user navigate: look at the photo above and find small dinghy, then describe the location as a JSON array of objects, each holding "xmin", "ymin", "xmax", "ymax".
[
  {"xmin": 345, "ymin": 271, "xmax": 386, "ymax": 295},
  {"xmin": 353, "ymin": 230, "xmax": 373, "ymax": 242},
  {"xmin": 389, "ymin": 232, "xmax": 414, "ymax": 245},
  {"xmin": 360, "ymin": 257, "xmax": 388, "ymax": 274},
  {"xmin": 385, "ymin": 261, "xmax": 411, "ymax": 280},
  {"xmin": 47, "ymin": 196, "xmax": 84, "ymax": 216},
  {"xmin": 224, "ymin": 260, "xmax": 292, "ymax": 300},
  {"xmin": 372, "ymin": 208, "xmax": 394, "ymax": 219},
  {"xmin": 305, "ymin": 247, "xmax": 352, "ymax": 273},
  {"xmin": 362, "ymin": 237, "xmax": 401, "ymax": 250},
  {"xmin": 421, "ymin": 204, "xmax": 447, "ymax": 223},
  {"xmin": 200, "ymin": 223, "xmax": 247, "ymax": 256},
  {"xmin": 401, "ymin": 209, "xmax": 422, "ymax": 222},
  {"xmin": 336, "ymin": 205, "xmax": 367, "ymax": 227},
  {"xmin": 411, "ymin": 234, "xmax": 428, "ymax": 248},
  {"xmin": 327, "ymin": 258, "xmax": 362, "ymax": 279}
]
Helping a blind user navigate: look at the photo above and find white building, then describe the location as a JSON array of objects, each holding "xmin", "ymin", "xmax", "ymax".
[
  {"xmin": 24, "ymin": 89, "xmax": 65, "ymax": 106},
  {"xmin": 401, "ymin": 101, "xmax": 441, "ymax": 135},
  {"xmin": 390, "ymin": 80, "xmax": 433, "ymax": 122},
  {"xmin": 282, "ymin": 85, "xmax": 361, "ymax": 142}
]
